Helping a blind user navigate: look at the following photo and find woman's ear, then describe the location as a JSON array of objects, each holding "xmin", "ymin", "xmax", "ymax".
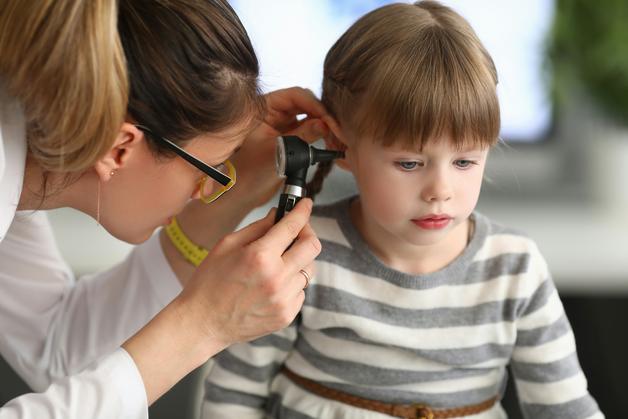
[{"xmin": 93, "ymin": 123, "xmax": 145, "ymax": 181}]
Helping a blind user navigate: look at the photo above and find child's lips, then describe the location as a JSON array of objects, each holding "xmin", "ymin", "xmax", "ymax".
[
  {"xmin": 416, "ymin": 213, "xmax": 452, "ymax": 221},
  {"xmin": 412, "ymin": 214, "xmax": 452, "ymax": 230}
]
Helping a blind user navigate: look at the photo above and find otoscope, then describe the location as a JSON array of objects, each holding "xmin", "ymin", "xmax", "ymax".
[{"xmin": 274, "ymin": 135, "xmax": 345, "ymax": 223}]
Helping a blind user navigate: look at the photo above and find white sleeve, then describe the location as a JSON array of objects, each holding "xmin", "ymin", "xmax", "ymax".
[
  {"xmin": 0, "ymin": 348, "xmax": 147, "ymax": 419},
  {"xmin": 0, "ymin": 211, "xmax": 182, "ymax": 392}
]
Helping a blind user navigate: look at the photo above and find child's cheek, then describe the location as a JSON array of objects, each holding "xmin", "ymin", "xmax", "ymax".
[{"xmin": 364, "ymin": 181, "xmax": 406, "ymax": 221}]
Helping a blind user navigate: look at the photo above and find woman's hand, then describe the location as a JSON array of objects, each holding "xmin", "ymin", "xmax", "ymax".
[
  {"xmin": 132, "ymin": 88, "xmax": 330, "ymax": 403},
  {"xmin": 230, "ymin": 87, "xmax": 330, "ymax": 209},
  {"xmin": 178, "ymin": 197, "xmax": 319, "ymax": 346},
  {"xmin": 168, "ymin": 87, "xmax": 331, "ymax": 279},
  {"xmin": 125, "ymin": 198, "xmax": 319, "ymax": 404}
]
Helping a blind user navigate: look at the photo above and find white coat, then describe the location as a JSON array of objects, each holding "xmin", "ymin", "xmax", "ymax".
[{"xmin": 0, "ymin": 84, "xmax": 182, "ymax": 418}]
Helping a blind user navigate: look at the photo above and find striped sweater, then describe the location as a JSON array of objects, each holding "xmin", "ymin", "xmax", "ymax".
[{"xmin": 202, "ymin": 197, "xmax": 602, "ymax": 419}]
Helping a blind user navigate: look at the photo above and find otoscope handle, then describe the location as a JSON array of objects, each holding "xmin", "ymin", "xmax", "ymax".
[
  {"xmin": 274, "ymin": 193, "xmax": 302, "ymax": 223},
  {"xmin": 274, "ymin": 182, "xmax": 307, "ymax": 223}
]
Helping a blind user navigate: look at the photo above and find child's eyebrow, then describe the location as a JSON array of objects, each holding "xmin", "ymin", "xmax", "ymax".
[
  {"xmin": 382, "ymin": 145, "xmax": 486, "ymax": 156},
  {"xmin": 457, "ymin": 146, "xmax": 487, "ymax": 154}
]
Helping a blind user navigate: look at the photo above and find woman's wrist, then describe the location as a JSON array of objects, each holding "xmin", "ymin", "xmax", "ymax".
[
  {"xmin": 164, "ymin": 217, "xmax": 209, "ymax": 267},
  {"xmin": 122, "ymin": 295, "xmax": 228, "ymax": 405},
  {"xmin": 159, "ymin": 190, "xmax": 255, "ymax": 286},
  {"xmin": 160, "ymin": 230, "xmax": 196, "ymax": 286}
]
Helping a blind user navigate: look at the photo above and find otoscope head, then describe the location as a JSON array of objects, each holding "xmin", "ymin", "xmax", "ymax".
[
  {"xmin": 311, "ymin": 147, "xmax": 345, "ymax": 165},
  {"xmin": 275, "ymin": 135, "xmax": 345, "ymax": 180},
  {"xmin": 273, "ymin": 135, "xmax": 345, "ymax": 223},
  {"xmin": 275, "ymin": 135, "xmax": 311, "ymax": 178}
]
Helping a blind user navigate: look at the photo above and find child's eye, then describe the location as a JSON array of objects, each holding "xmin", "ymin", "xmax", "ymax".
[
  {"xmin": 454, "ymin": 159, "xmax": 477, "ymax": 169},
  {"xmin": 396, "ymin": 161, "xmax": 422, "ymax": 170}
]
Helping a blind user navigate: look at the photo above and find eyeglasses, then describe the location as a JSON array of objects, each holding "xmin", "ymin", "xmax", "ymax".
[{"xmin": 135, "ymin": 125, "xmax": 236, "ymax": 204}]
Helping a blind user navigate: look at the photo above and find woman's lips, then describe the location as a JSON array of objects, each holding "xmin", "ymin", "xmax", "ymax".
[{"xmin": 412, "ymin": 214, "xmax": 452, "ymax": 230}]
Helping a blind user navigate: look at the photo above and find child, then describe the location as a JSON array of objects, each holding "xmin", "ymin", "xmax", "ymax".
[{"xmin": 202, "ymin": 2, "xmax": 603, "ymax": 418}]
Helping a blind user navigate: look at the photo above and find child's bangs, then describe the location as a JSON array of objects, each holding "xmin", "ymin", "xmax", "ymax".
[{"xmin": 351, "ymin": 29, "xmax": 500, "ymax": 151}]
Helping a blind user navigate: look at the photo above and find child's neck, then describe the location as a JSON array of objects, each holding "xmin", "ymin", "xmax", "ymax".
[{"xmin": 350, "ymin": 199, "xmax": 471, "ymax": 275}]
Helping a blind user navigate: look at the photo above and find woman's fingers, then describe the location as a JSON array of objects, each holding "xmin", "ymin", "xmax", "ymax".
[
  {"xmin": 183, "ymin": 196, "xmax": 320, "ymax": 347},
  {"xmin": 254, "ymin": 198, "xmax": 317, "ymax": 253},
  {"xmin": 269, "ymin": 261, "xmax": 315, "ymax": 313},
  {"xmin": 280, "ymin": 221, "xmax": 320, "ymax": 275},
  {"xmin": 284, "ymin": 117, "xmax": 329, "ymax": 144},
  {"xmin": 264, "ymin": 87, "xmax": 330, "ymax": 134},
  {"xmin": 218, "ymin": 207, "xmax": 276, "ymax": 249},
  {"xmin": 321, "ymin": 114, "xmax": 343, "ymax": 140},
  {"xmin": 267, "ymin": 87, "xmax": 328, "ymax": 121},
  {"xmin": 298, "ymin": 262, "xmax": 315, "ymax": 291}
]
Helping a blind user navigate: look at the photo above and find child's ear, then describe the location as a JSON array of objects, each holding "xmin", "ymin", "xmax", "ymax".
[
  {"xmin": 324, "ymin": 133, "xmax": 351, "ymax": 171},
  {"xmin": 322, "ymin": 116, "xmax": 351, "ymax": 171},
  {"xmin": 93, "ymin": 123, "xmax": 145, "ymax": 182}
]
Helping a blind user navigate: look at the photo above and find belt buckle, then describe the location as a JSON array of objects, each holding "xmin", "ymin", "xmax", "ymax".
[{"xmin": 412, "ymin": 404, "xmax": 434, "ymax": 419}]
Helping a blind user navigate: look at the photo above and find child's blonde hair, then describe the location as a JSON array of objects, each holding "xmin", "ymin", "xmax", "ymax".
[{"xmin": 308, "ymin": 1, "xmax": 500, "ymax": 198}]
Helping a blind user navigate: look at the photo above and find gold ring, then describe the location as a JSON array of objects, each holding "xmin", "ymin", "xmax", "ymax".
[{"xmin": 299, "ymin": 269, "xmax": 311, "ymax": 289}]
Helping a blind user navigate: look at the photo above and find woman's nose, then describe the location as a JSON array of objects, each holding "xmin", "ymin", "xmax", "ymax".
[{"xmin": 190, "ymin": 183, "xmax": 203, "ymax": 200}]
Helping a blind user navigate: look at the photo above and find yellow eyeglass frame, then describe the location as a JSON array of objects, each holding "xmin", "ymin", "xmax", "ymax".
[
  {"xmin": 199, "ymin": 159, "xmax": 236, "ymax": 203},
  {"xmin": 135, "ymin": 124, "xmax": 237, "ymax": 204}
]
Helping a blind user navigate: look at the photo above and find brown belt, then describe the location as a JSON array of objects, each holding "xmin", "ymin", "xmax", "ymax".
[{"xmin": 281, "ymin": 366, "xmax": 498, "ymax": 419}]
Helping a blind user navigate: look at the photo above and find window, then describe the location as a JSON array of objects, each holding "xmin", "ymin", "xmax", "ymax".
[{"xmin": 231, "ymin": 0, "xmax": 555, "ymax": 143}]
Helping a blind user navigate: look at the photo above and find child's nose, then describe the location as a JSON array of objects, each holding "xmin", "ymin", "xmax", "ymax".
[{"xmin": 421, "ymin": 173, "xmax": 452, "ymax": 202}]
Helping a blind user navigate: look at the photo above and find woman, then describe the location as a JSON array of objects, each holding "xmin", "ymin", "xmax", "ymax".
[{"xmin": 0, "ymin": 1, "xmax": 327, "ymax": 418}]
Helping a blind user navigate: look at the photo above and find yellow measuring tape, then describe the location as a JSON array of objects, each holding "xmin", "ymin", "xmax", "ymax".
[{"xmin": 164, "ymin": 217, "xmax": 208, "ymax": 267}]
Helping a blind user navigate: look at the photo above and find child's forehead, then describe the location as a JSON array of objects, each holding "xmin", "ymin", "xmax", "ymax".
[{"xmin": 372, "ymin": 135, "xmax": 487, "ymax": 153}]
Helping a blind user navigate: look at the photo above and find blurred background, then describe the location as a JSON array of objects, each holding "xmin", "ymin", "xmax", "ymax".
[{"xmin": 2, "ymin": 0, "xmax": 626, "ymax": 417}]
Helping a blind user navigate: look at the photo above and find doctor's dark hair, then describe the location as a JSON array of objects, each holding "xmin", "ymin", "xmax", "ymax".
[
  {"xmin": 118, "ymin": 0, "xmax": 265, "ymax": 156},
  {"xmin": 307, "ymin": 0, "xmax": 500, "ymax": 200}
]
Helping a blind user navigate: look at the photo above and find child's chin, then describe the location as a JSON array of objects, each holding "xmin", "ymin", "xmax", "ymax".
[{"xmin": 405, "ymin": 229, "xmax": 450, "ymax": 245}]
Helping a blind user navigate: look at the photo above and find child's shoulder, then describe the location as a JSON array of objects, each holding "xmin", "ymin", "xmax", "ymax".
[
  {"xmin": 310, "ymin": 197, "xmax": 354, "ymax": 248},
  {"xmin": 475, "ymin": 211, "xmax": 527, "ymax": 237},
  {"xmin": 473, "ymin": 211, "xmax": 545, "ymax": 262},
  {"xmin": 311, "ymin": 196, "xmax": 352, "ymax": 219},
  {"xmin": 474, "ymin": 212, "xmax": 553, "ymax": 296}
]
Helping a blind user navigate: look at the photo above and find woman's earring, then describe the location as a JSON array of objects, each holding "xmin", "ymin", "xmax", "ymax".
[
  {"xmin": 96, "ymin": 180, "xmax": 101, "ymax": 226},
  {"xmin": 97, "ymin": 171, "xmax": 115, "ymax": 225}
]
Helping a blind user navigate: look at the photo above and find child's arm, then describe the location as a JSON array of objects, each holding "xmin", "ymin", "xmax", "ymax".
[
  {"xmin": 511, "ymin": 245, "xmax": 603, "ymax": 419},
  {"xmin": 201, "ymin": 321, "xmax": 298, "ymax": 418}
]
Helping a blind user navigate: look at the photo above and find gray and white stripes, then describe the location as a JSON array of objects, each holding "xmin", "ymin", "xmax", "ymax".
[{"xmin": 203, "ymin": 197, "xmax": 603, "ymax": 419}]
